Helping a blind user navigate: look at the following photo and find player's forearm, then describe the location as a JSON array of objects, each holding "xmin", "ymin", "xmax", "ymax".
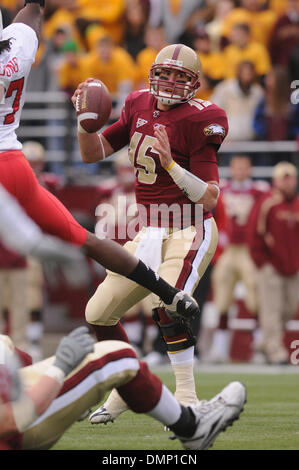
[
  {"xmin": 7, "ymin": 371, "xmax": 64, "ymax": 435},
  {"xmin": 0, "ymin": 375, "xmax": 61, "ymax": 437},
  {"xmin": 13, "ymin": 3, "xmax": 44, "ymax": 41},
  {"xmin": 197, "ymin": 183, "xmax": 220, "ymax": 211},
  {"xmin": 26, "ymin": 375, "xmax": 62, "ymax": 416},
  {"xmin": 78, "ymin": 131, "xmax": 103, "ymax": 163},
  {"xmin": 166, "ymin": 161, "xmax": 219, "ymax": 210},
  {"xmin": 78, "ymin": 132, "xmax": 113, "ymax": 163}
]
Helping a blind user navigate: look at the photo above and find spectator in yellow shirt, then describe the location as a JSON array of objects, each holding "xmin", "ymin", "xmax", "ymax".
[
  {"xmin": 57, "ymin": 40, "xmax": 87, "ymax": 98},
  {"xmin": 43, "ymin": 2, "xmax": 78, "ymax": 42},
  {"xmin": 193, "ymin": 27, "xmax": 225, "ymax": 82},
  {"xmin": 223, "ymin": 23, "xmax": 271, "ymax": 79},
  {"xmin": 221, "ymin": 0, "xmax": 278, "ymax": 47},
  {"xmin": 135, "ymin": 25, "xmax": 168, "ymax": 90},
  {"xmin": 76, "ymin": 0, "xmax": 126, "ymax": 44},
  {"xmin": 192, "ymin": 26, "xmax": 225, "ymax": 101},
  {"xmin": 268, "ymin": 0, "xmax": 288, "ymax": 16},
  {"xmin": 205, "ymin": 0, "xmax": 235, "ymax": 51},
  {"xmin": 84, "ymin": 34, "xmax": 137, "ymax": 119}
]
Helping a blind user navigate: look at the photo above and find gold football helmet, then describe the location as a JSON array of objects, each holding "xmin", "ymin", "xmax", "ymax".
[{"xmin": 149, "ymin": 44, "xmax": 201, "ymax": 106}]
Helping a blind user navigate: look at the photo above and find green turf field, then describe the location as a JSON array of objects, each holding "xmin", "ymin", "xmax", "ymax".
[{"xmin": 52, "ymin": 370, "xmax": 299, "ymax": 451}]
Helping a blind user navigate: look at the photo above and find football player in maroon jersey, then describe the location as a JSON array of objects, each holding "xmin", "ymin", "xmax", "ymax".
[
  {"xmin": 210, "ymin": 155, "xmax": 269, "ymax": 362},
  {"xmin": 0, "ymin": 332, "xmax": 246, "ymax": 450},
  {"xmin": 72, "ymin": 43, "xmax": 229, "ymax": 424}
]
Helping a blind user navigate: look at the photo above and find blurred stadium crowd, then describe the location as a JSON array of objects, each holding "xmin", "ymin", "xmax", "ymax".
[
  {"xmin": 2, "ymin": 0, "xmax": 299, "ymax": 136},
  {"xmin": 0, "ymin": 0, "xmax": 299, "ymax": 366}
]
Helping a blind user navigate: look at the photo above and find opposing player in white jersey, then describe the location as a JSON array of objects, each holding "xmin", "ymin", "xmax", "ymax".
[
  {"xmin": 0, "ymin": 1, "xmax": 202, "ymax": 347},
  {"xmin": 0, "ymin": 12, "xmax": 38, "ymax": 151},
  {"xmin": 0, "ymin": 183, "xmax": 90, "ymax": 282}
]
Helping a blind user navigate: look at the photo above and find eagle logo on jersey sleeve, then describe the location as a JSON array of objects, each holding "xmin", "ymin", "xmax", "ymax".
[{"xmin": 203, "ymin": 123, "xmax": 226, "ymax": 137}]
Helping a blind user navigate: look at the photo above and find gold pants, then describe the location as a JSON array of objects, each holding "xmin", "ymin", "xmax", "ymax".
[
  {"xmin": 20, "ymin": 341, "xmax": 138, "ymax": 449},
  {"xmin": 212, "ymin": 244, "xmax": 258, "ymax": 314},
  {"xmin": 86, "ymin": 218, "xmax": 218, "ymax": 326}
]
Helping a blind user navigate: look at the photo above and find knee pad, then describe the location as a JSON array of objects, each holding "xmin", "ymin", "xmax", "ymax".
[{"xmin": 152, "ymin": 308, "xmax": 196, "ymax": 353}]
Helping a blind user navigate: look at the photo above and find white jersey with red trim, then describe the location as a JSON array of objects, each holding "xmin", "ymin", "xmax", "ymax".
[{"xmin": 0, "ymin": 23, "xmax": 38, "ymax": 152}]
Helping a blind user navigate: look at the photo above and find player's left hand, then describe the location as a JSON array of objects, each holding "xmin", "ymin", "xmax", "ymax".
[
  {"xmin": 54, "ymin": 326, "xmax": 95, "ymax": 376},
  {"xmin": 153, "ymin": 125, "xmax": 173, "ymax": 169}
]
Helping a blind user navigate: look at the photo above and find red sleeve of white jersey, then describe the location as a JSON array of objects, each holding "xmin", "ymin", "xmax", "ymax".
[{"xmin": 102, "ymin": 93, "xmax": 133, "ymax": 152}]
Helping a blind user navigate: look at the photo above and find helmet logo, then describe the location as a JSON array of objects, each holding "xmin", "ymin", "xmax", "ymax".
[{"xmin": 163, "ymin": 59, "xmax": 183, "ymax": 67}]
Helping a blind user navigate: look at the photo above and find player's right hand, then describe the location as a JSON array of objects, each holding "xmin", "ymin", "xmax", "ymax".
[
  {"xmin": 71, "ymin": 78, "xmax": 95, "ymax": 109},
  {"xmin": 53, "ymin": 326, "xmax": 95, "ymax": 376}
]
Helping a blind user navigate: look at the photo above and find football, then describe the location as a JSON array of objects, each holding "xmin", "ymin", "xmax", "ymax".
[{"xmin": 75, "ymin": 79, "xmax": 112, "ymax": 133}]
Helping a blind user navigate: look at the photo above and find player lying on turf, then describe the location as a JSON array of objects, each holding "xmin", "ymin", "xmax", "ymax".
[
  {"xmin": 0, "ymin": 1, "xmax": 199, "ymax": 345},
  {"xmin": 0, "ymin": 328, "xmax": 246, "ymax": 450},
  {"xmin": 72, "ymin": 42, "xmax": 228, "ymax": 423}
]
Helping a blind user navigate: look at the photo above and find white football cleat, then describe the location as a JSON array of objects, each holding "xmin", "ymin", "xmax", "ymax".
[
  {"xmin": 177, "ymin": 381, "xmax": 246, "ymax": 450},
  {"xmin": 89, "ymin": 405, "xmax": 116, "ymax": 425},
  {"xmin": 89, "ymin": 389, "xmax": 129, "ymax": 425}
]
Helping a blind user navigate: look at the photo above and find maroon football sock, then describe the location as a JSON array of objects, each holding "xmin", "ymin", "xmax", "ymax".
[
  {"xmin": 157, "ymin": 307, "xmax": 189, "ymax": 345},
  {"xmin": 219, "ymin": 313, "xmax": 228, "ymax": 330},
  {"xmin": 117, "ymin": 361, "xmax": 162, "ymax": 413},
  {"xmin": 91, "ymin": 322, "xmax": 130, "ymax": 343}
]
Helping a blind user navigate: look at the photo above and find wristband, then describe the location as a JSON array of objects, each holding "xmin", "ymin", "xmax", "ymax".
[
  {"xmin": 44, "ymin": 365, "xmax": 65, "ymax": 385},
  {"xmin": 166, "ymin": 160, "xmax": 175, "ymax": 171},
  {"xmin": 24, "ymin": 0, "xmax": 45, "ymax": 6}
]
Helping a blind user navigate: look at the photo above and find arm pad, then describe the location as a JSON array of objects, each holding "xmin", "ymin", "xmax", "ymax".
[{"xmin": 167, "ymin": 162, "xmax": 208, "ymax": 202}]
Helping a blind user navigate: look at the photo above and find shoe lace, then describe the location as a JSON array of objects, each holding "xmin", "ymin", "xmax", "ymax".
[{"xmin": 195, "ymin": 396, "xmax": 226, "ymax": 415}]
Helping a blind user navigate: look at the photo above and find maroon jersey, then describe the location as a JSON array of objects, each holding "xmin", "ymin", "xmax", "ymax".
[
  {"xmin": 103, "ymin": 90, "xmax": 228, "ymax": 228},
  {"xmin": 248, "ymin": 190, "xmax": 299, "ymax": 276},
  {"xmin": 220, "ymin": 179, "xmax": 269, "ymax": 244},
  {"xmin": 0, "ymin": 242, "xmax": 27, "ymax": 269}
]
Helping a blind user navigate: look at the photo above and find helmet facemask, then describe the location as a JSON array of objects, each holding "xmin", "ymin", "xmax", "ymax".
[{"xmin": 149, "ymin": 64, "xmax": 200, "ymax": 106}]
